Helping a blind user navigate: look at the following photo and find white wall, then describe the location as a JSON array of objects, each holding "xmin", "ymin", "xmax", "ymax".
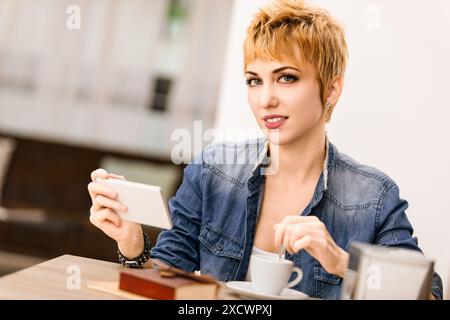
[{"xmin": 215, "ymin": 0, "xmax": 450, "ymax": 298}]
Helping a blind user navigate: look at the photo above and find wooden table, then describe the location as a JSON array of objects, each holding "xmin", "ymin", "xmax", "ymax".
[{"xmin": 0, "ymin": 254, "xmax": 239, "ymax": 300}]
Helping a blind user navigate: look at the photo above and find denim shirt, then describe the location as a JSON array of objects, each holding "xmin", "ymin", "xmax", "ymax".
[{"xmin": 151, "ymin": 138, "xmax": 443, "ymax": 299}]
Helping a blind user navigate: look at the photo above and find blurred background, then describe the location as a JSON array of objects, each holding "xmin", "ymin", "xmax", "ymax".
[
  {"xmin": 0, "ymin": 0, "xmax": 232, "ymax": 275},
  {"xmin": 0, "ymin": 0, "xmax": 449, "ymax": 298}
]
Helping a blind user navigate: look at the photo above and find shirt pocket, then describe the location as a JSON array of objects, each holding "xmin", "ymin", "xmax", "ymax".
[
  {"xmin": 198, "ymin": 224, "xmax": 244, "ymax": 281},
  {"xmin": 313, "ymin": 266, "xmax": 342, "ymax": 299}
]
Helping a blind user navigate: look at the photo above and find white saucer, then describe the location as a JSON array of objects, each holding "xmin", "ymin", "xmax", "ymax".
[{"xmin": 226, "ymin": 281, "xmax": 309, "ymax": 300}]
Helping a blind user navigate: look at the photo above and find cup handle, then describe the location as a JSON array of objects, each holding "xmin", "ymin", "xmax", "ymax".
[{"xmin": 287, "ymin": 267, "xmax": 303, "ymax": 288}]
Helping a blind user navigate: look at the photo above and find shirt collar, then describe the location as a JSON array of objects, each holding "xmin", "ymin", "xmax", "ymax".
[{"xmin": 251, "ymin": 138, "xmax": 270, "ymax": 173}]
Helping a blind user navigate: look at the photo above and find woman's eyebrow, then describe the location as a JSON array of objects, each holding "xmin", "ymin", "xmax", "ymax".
[
  {"xmin": 245, "ymin": 66, "xmax": 301, "ymax": 76},
  {"xmin": 272, "ymin": 66, "xmax": 301, "ymax": 73}
]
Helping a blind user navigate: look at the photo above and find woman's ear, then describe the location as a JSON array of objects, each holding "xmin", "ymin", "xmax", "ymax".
[{"xmin": 326, "ymin": 76, "xmax": 344, "ymax": 107}]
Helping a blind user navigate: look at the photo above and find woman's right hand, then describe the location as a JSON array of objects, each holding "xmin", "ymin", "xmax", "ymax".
[{"xmin": 88, "ymin": 168, "xmax": 144, "ymax": 259}]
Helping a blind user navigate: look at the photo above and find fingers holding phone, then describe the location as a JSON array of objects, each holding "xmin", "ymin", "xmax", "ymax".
[
  {"xmin": 88, "ymin": 168, "xmax": 142, "ymax": 246},
  {"xmin": 88, "ymin": 168, "xmax": 124, "ymax": 201}
]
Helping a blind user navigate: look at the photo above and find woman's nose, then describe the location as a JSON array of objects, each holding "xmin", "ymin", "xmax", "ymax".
[{"xmin": 259, "ymin": 84, "xmax": 279, "ymax": 109}]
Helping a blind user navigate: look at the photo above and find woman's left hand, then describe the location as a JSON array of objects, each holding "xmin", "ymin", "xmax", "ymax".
[{"xmin": 274, "ymin": 215, "xmax": 349, "ymax": 278}]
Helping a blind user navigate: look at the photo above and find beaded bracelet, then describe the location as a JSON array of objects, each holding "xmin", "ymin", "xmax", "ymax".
[{"xmin": 117, "ymin": 232, "xmax": 152, "ymax": 268}]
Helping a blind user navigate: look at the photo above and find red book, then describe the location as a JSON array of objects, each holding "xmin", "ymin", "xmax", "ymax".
[{"xmin": 119, "ymin": 267, "xmax": 219, "ymax": 300}]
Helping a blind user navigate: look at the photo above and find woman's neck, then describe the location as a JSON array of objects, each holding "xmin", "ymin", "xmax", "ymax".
[{"xmin": 265, "ymin": 128, "xmax": 327, "ymax": 185}]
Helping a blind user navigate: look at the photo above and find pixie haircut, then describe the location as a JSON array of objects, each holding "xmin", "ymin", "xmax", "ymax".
[{"xmin": 243, "ymin": 0, "xmax": 348, "ymax": 121}]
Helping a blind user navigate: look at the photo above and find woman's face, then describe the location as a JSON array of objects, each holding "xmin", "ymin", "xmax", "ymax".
[{"xmin": 245, "ymin": 58, "xmax": 325, "ymax": 145}]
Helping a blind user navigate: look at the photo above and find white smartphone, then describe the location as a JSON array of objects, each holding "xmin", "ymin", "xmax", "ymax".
[{"xmin": 96, "ymin": 178, "xmax": 173, "ymax": 230}]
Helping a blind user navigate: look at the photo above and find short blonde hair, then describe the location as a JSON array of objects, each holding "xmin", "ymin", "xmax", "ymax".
[{"xmin": 243, "ymin": 0, "xmax": 348, "ymax": 121}]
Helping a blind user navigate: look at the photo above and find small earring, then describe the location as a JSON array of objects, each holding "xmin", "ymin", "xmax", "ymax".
[{"xmin": 325, "ymin": 102, "xmax": 331, "ymax": 109}]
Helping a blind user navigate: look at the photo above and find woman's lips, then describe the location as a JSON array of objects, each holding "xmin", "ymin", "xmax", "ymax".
[{"xmin": 263, "ymin": 116, "xmax": 288, "ymax": 129}]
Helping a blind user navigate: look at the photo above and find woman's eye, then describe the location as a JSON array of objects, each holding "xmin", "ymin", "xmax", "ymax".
[
  {"xmin": 279, "ymin": 74, "xmax": 298, "ymax": 83},
  {"xmin": 246, "ymin": 78, "xmax": 262, "ymax": 87}
]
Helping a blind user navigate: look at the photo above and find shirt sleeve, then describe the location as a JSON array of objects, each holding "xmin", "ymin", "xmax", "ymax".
[
  {"xmin": 150, "ymin": 151, "xmax": 205, "ymax": 272},
  {"xmin": 374, "ymin": 182, "xmax": 443, "ymax": 300}
]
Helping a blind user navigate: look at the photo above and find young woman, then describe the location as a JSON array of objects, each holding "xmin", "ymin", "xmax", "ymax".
[{"xmin": 88, "ymin": 0, "xmax": 442, "ymax": 299}]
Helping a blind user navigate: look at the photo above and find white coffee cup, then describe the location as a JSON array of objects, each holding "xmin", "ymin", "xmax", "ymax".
[{"xmin": 250, "ymin": 255, "xmax": 303, "ymax": 295}]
